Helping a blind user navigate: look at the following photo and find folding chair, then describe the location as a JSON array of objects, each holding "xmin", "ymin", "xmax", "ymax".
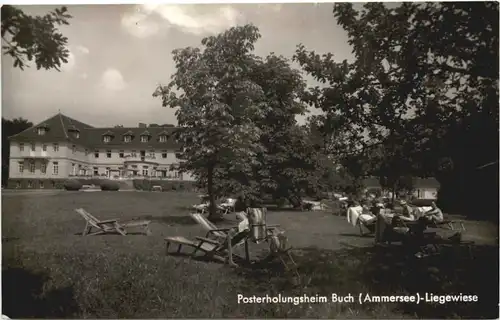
[{"xmin": 75, "ymin": 208, "xmax": 151, "ymax": 236}]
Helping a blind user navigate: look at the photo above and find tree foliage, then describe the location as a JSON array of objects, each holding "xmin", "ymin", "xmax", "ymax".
[
  {"xmin": 1, "ymin": 5, "xmax": 72, "ymax": 71},
  {"xmin": 2, "ymin": 118, "xmax": 33, "ymax": 186},
  {"xmin": 154, "ymin": 25, "xmax": 331, "ymax": 218},
  {"xmin": 295, "ymin": 2, "xmax": 498, "ymax": 217},
  {"xmin": 153, "ymin": 25, "xmax": 267, "ymax": 220}
]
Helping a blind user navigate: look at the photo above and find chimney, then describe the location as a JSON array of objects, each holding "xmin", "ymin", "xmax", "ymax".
[{"xmin": 138, "ymin": 123, "xmax": 147, "ymax": 128}]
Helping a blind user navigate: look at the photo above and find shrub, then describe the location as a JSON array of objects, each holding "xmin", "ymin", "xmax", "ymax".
[
  {"xmin": 63, "ymin": 179, "xmax": 83, "ymax": 191},
  {"xmin": 101, "ymin": 180, "xmax": 120, "ymax": 191}
]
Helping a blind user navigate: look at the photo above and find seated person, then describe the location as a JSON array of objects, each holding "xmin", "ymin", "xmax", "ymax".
[
  {"xmin": 397, "ymin": 200, "xmax": 416, "ymax": 221},
  {"xmin": 359, "ymin": 200, "xmax": 377, "ymax": 224},
  {"xmin": 419, "ymin": 201, "xmax": 444, "ymax": 224},
  {"xmin": 347, "ymin": 200, "xmax": 363, "ymax": 227}
]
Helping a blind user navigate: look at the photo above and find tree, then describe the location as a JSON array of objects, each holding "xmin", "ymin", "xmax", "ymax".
[
  {"xmin": 2, "ymin": 117, "xmax": 33, "ymax": 186},
  {"xmin": 248, "ymin": 54, "xmax": 326, "ymax": 206},
  {"xmin": 295, "ymin": 3, "xmax": 498, "ymax": 217},
  {"xmin": 1, "ymin": 5, "xmax": 72, "ymax": 71},
  {"xmin": 153, "ymin": 25, "xmax": 267, "ymax": 221}
]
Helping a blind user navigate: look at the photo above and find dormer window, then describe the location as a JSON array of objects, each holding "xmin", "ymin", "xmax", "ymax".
[
  {"xmin": 68, "ymin": 125, "xmax": 80, "ymax": 139},
  {"xmin": 159, "ymin": 135, "xmax": 167, "ymax": 143},
  {"xmin": 140, "ymin": 130, "xmax": 151, "ymax": 143},
  {"xmin": 122, "ymin": 130, "xmax": 134, "ymax": 143},
  {"xmin": 37, "ymin": 123, "xmax": 49, "ymax": 136},
  {"xmin": 102, "ymin": 130, "xmax": 115, "ymax": 143}
]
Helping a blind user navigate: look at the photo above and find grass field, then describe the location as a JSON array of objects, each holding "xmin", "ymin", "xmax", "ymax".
[{"xmin": 2, "ymin": 191, "xmax": 499, "ymax": 318}]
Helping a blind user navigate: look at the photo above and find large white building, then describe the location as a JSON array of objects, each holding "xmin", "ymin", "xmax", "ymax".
[{"xmin": 7, "ymin": 112, "xmax": 194, "ymax": 187}]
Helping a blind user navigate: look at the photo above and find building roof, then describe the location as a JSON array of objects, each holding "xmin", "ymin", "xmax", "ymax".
[{"xmin": 8, "ymin": 112, "xmax": 180, "ymax": 150}]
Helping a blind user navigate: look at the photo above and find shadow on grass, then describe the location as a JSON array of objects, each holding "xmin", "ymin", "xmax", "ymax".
[
  {"xmin": 138, "ymin": 215, "xmax": 198, "ymax": 226},
  {"xmin": 73, "ymin": 231, "xmax": 148, "ymax": 236},
  {"xmin": 2, "ymin": 267, "xmax": 80, "ymax": 318},
  {"xmin": 339, "ymin": 233, "xmax": 374, "ymax": 238},
  {"xmin": 234, "ymin": 243, "xmax": 499, "ymax": 318}
]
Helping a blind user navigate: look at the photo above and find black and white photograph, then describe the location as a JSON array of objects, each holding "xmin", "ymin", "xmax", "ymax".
[{"xmin": 1, "ymin": 1, "xmax": 499, "ymax": 318}]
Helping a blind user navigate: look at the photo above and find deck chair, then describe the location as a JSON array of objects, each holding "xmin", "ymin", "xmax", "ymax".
[
  {"xmin": 165, "ymin": 229, "xmax": 251, "ymax": 266},
  {"xmin": 430, "ymin": 218, "xmax": 466, "ymax": 231},
  {"xmin": 190, "ymin": 213, "xmax": 234, "ymax": 240},
  {"xmin": 76, "ymin": 208, "xmax": 151, "ymax": 236},
  {"xmin": 358, "ymin": 214, "xmax": 377, "ymax": 236},
  {"xmin": 245, "ymin": 207, "xmax": 299, "ymax": 277}
]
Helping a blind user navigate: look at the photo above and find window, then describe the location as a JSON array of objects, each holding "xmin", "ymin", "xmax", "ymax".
[
  {"xmin": 124, "ymin": 135, "xmax": 131, "ymax": 143},
  {"xmin": 41, "ymin": 163, "xmax": 46, "ymax": 174},
  {"xmin": 16, "ymin": 181, "xmax": 21, "ymax": 189},
  {"xmin": 149, "ymin": 150, "xmax": 155, "ymax": 158},
  {"xmin": 27, "ymin": 180, "xmax": 33, "ymax": 188},
  {"xmin": 53, "ymin": 143, "xmax": 59, "ymax": 152},
  {"xmin": 72, "ymin": 145, "xmax": 76, "ymax": 154},
  {"xmin": 74, "ymin": 132, "xmax": 80, "ymax": 139},
  {"xmin": 53, "ymin": 162, "xmax": 59, "ymax": 175},
  {"xmin": 42, "ymin": 144, "xmax": 47, "ymax": 151},
  {"xmin": 162, "ymin": 151, "xmax": 167, "ymax": 159},
  {"xmin": 37, "ymin": 127, "xmax": 46, "ymax": 136},
  {"xmin": 51, "ymin": 181, "xmax": 56, "ymax": 188},
  {"xmin": 39, "ymin": 181, "xmax": 45, "ymax": 189},
  {"xmin": 72, "ymin": 163, "xmax": 76, "ymax": 175},
  {"xmin": 106, "ymin": 150, "xmax": 112, "ymax": 158},
  {"xmin": 105, "ymin": 167, "xmax": 110, "ymax": 177},
  {"xmin": 142, "ymin": 166, "xmax": 149, "ymax": 176},
  {"xmin": 29, "ymin": 161, "xmax": 35, "ymax": 173},
  {"xmin": 131, "ymin": 165, "xmax": 138, "ymax": 169},
  {"xmin": 119, "ymin": 150, "xmax": 124, "ymax": 158},
  {"xmin": 159, "ymin": 135, "xmax": 167, "ymax": 142},
  {"xmin": 19, "ymin": 143, "xmax": 24, "ymax": 151},
  {"xmin": 131, "ymin": 150, "xmax": 137, "ymax": 157},
  {"xmin": 93, "ymin": 167, "xmax": 99, "ymax": 176},
  {"xmin": 18, "ymin": 161, "xmax": 24, "ymax": 173},
  {"xmin": 103, "ymin": 135, "xmax": 111, "ymax": 143},
  {"xmin": 94, "ymin": 150, "xmax": 99, "ymax": 158},
  {"xmin": 141, "ymin": 135, "xmax": 148, "ymax": 142},
  {"xmin": 174, "ymin": 171, "xmax": 183, "ymax": 180},
  {"xmin": 31, "ymin": 143, "xmax": 36, "ymax": 151}
]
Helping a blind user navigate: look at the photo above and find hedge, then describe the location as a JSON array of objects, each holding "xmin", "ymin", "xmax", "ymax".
[
  {"xmin": 101, "ymin": 180, "xmax": 120, "ymax": 191},
  {"xmin": 64, "ymin": 179, "xmax": 83, "ymax": 191},
  {"xmin": 132, "ymin": 179, "xmax": 195, "ymax": 192}
]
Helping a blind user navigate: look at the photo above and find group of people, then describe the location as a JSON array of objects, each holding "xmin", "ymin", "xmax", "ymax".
[{"xmin": 345, "ymin": 196, "xmax": 445, "ymax": 232}]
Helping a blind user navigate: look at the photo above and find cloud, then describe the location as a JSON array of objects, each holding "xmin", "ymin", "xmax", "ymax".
[
  {"xmin": 122, "ymin": 4, "xmax": 242, "ymax": 38},
  {"xmin": 100, "ymin": 68, "xmax": 126, "ymax": 91},
  {"xmin": 76, "ymin": 45, "xmax": 90, "ymax": 55},
  {"xmin": 80, "ymin": 73, "xmax": 88, "ymax": 79},
  {"xmin": 61, "ymin": 50, "xmax": 76, "ymax": 72}
]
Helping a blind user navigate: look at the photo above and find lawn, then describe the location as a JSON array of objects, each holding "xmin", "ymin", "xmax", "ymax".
[{"xmin": 2, "ymin": 191, "xmax": 499, "ymax": 318}]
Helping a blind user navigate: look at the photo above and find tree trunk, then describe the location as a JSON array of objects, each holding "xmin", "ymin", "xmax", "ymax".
[{"xmin": 207, "ymin": 165, "xmax": 222, "ymax": 222}]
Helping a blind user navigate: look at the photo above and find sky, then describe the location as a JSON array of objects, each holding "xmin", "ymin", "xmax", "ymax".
[{"xmin": 1, "ymin": 3, "xmax": 358, "ymax": 127}]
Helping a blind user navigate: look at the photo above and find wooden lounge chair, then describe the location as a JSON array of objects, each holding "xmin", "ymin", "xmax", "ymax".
[
  {"xmin": 76, "ymin": 208, "xmax": 151, "ymax": 236},
  {"xmin": 245, "ymin": 207, "xmax": 300, "ymax": 280},
  {"xmin": 165, "ymin": 229, "xmax": 251, "ymax": 266},
  {"xmin": 190, "ymin": 213, "xmax": 234, "ymax": 240},
  {"xmin": 430, "ymin": 218, "xmax": 466, "ymax": 231}
]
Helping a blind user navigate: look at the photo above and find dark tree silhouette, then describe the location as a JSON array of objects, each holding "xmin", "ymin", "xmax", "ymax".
[{"xmin": 1, "ymin": 5, "xmax": 72, "ymax": 71}]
